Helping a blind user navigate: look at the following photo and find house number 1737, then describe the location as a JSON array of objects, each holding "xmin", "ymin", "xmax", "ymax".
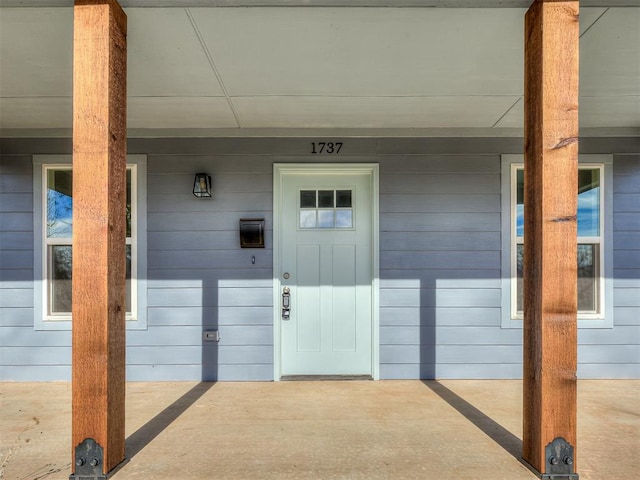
[{"xmin": 311, "ymin": 142, "xmax": 343, "ymax": 154}]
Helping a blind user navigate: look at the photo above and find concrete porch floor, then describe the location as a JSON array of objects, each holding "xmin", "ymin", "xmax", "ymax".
[{"xmin": 1, "ymin": 380, "xmax": 638, "ymax": 480}]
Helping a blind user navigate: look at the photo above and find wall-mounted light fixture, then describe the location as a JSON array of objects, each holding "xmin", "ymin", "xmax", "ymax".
[{"xmin": 193, "ymin": 173, "xmax": 212, "ymax": 198}]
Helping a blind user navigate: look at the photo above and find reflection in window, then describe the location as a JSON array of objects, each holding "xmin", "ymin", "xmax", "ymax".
[
  {"xmin": 50, "ymin": 245, "xmax": 72, "ymax": 313},
  {"xmin": 318, "ymin": 210, "xmax": 334, "ymax": 228},
  {"xmin": 578, "ymin": 169, "xmax": 600, "ymax": 237},
  {"xmin": 299, "ymin": 189, "xmax": 353, "ymax": 229},
  {"xmin": 514, "ymin": 166, "xmax": 603, "ymax": 315},
  {"xmin": 300, "ymin": 190, "xmax": 316, "ymax": 208},
  {"xmin": 318, "ymin": 190, "xmax": 334, "ymax": 208},
  {"xmin": 300, "ymin": 210, "xmax": 317, "ymax": 229},
  {"xmin": 47, "ymin": 170, "xmax": 73, "ymax": 238},
  {"xmin": 578, "ymin": 244, "xmax": 599, "ymax": 312},
  {"xmin": 44, "ymin": 166, "xmax": 135, "ymax": 318}
]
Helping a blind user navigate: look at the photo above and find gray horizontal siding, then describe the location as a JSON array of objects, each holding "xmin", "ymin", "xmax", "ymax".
[
  {"xmin": 148, "ymin": 212, "xmax": 273, "ymax": 232},
  {"xmin": 380, "ymin": 194, "xmax": 500, "ymax": 213},
  {"xmin": 614, "ymin": 307, "xmax": 640, "ymax": 326},
  {"xmin": 1, "ymin": 145, "xmax": 639, "ymax": 382},
  {"xmin": 148, "ymin": 192, "xmax": 272, "ymax": 213},
  {"xmin": 381, "ymin": 213, "xmax": 500, "ymax": 232},
  {"xmin": 0, "ymin": 231, "xmax": 33, "ymax": 250},
  {"xmin": 576, "ymin": 364, "xmax": 640, "ymax": 379},
  {"xmin": 147, "ymin": 287, "xmax": 272, "ymax": 307},
  {"xmin": 149, "ymin": 230, "xmax": 273, "ymax": 251},
  {"xmin": 610, "ymin": 155, "xmax": 640, "ymax": 378},
  {"xmin": 380, "ymin": 231, "xmax": 500, "ymax": 251},
  {"xmin": 380, "ymin": 363, "xmax": 523, "ymax": 380},
  {"xmin": 0, "ymin": 307, "xmax": 34, "ymax": 326},
  {"xmin": 379, "ymin": 288, "xmax": 501, "ymax": 308},
  {"xmin": 148, "ymin": 173, "xmax": 272, "ymax": 195},
  {"xmin": 0, "ymin": 212, "xmax": 33, "ymax": 230},
  {"xmin": 380, "ymin": 307, "xmax": 501, "ymax": 327},
  {"xmin": 0, "ymin": 365, "xmax": 72, "ymax": 382},
  {"xmin": 139, "ymin": 155, "xmax": 276, "ymax": 381},
  {"xmin": 613, "ymin": 193, "xmax": 640, "ymax": 212},
  {"xmin": 380, "ymin": 173, "xmax": 499, "ymax": 194},
  {"xmin": 149, "ymin": 307, "xmax": 273, "ymax": 326},
  {"xmin": 0, "ymin": 156, "xmax": 39, "ymax": 377},
  {"xmin": 379, "ymin": 154, "xmax": 507, "ymax": 379},
  {"xmin": 148, "ymin": 250, "xmax": 273, "ymax": 270}
]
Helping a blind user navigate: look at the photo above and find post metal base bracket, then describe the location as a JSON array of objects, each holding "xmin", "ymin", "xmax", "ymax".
[
  {"xmin": 542, "ymin": 437, "xmax": 579, "ymax": 480},
  {"xmin": 69, "ymin": 438, "xmax": 106, "ymax": 480}
]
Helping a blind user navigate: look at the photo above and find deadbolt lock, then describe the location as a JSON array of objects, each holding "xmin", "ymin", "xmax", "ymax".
[{"xmin": 282, "ymin": 287, "xmax": 291, "ymax": 320}]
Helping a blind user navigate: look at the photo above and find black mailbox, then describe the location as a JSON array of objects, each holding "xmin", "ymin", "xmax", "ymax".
[{"xmin": 239, "ymin": 218, "xmax": 265, "ymax": 248}]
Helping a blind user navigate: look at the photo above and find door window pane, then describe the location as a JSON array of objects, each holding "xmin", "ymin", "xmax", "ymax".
[
  {"xmin": 336, "ymin": 210, "xmax": 353, "ymax": 228},
  {"xmin": 318, "ymin": 210, "xmax": 335, "ymax": 228},
  {"xmin": 300, "ymin": 190, "xmax": 316, "ymax": 208},
  {"xmin": 299, "ymin": 189, "xmax": 353, "ymax": 230},
  {"xmin": 318, "ymin": 190, "xmax": 334, "ymax": 208},
  {"xmin": 336, "ymin": 190, "xmax": 352, "ymax": 208},
  {"xmin": 300, "ymin": 210, "xmax": 317, "ymax": 229}
]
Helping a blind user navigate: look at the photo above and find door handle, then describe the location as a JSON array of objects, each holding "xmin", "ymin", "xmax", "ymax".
[{"xmin": 282, "ymin": 287, "xmax": 290, "ymax": 320}]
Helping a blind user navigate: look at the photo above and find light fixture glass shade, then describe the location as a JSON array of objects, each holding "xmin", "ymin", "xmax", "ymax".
[{"xmin": 193, "ymin": 173, "xmax": 212, "ymax": 198}]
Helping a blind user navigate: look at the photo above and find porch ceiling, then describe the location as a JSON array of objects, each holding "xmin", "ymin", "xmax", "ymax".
[{"xmin": 0, "ymin": 2, "xmax": 638, "ymax": 137}]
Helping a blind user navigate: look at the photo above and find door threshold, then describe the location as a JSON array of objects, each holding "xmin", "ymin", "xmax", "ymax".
[{"xmin": 280, "ymin": 375, "xmax": 373, "ymax": 381}]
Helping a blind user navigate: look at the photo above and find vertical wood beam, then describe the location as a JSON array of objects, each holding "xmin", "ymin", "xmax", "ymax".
[
  {"xmin": 523, "ymin": 0, "xmax": 579, "ymax": 475},
  {"xmin": 72, "ymin": 0, "xmax": 127, "ymax": 476}
]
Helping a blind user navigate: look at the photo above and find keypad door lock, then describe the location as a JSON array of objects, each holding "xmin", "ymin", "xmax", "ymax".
[{"xmin": 282, "ymin": 287, "xmax": 291, "ymax": 320}]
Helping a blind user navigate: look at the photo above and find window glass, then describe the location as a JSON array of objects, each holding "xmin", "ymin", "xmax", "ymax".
[
  {"xmin": 516, "ymin": 244, "xmax": 524, "ymax": 312},
  {"xmin": 516, "ymin": 169, "xmax": 524, "ymax": 237},
  {"xmin": 126, "ymin": 171, "xmax": 132, "ymax": 238},
  {"xmin": 50, "ymin": 245, "xmax": 72, "ymax": 314},
  {"xmin": 47, "ymin": 170, "xmax": 73, "ymax": 238},
  {"xmin": 578, "ymin": 169, "xmax": 600, "ymax": 237},
  {"xmin": 578, "ymin": 244, "xmax": 599, "ymax": 312},
  {"xmin": 299, "ymin": 189, "xmax": 353, "ymax": 230},
  {"xmin": 514, "ymin": 166, "xmax": 602, "ymax": 316},
  {"xmin": 45, "ymin": 167, "xmax": 134, "ymax": 318},
  {"xmin": 126, "ymin": 244, "xmax": 132, "ymax": 312}
]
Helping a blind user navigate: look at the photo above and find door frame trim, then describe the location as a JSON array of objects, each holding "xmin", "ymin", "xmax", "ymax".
[{"xmin": 273, "ymin": 163, "xmax": 380, "ymax": 381}]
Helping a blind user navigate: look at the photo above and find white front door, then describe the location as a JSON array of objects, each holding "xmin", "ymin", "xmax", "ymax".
[{"xmin": 274, "ymin": 164, "xmax": 377, "ymax": 378}]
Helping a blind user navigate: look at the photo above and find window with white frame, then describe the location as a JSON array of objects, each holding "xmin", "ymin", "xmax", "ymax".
[
  {"xmin": 43, "ymin": 164, "xmax": 137, "ymax": 320},
  {"xmin": 511, "ymin": 164, "xmax": 605, "ymax": 319}
]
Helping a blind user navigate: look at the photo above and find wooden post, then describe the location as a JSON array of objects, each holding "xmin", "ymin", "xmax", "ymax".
[
  {"xmin": 71, "ymin": 0, "xmax": 127, "ymax": 477},
  {"xmin": 523, "ymin": 0, "xmax": 579, "ymax": 477}
]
